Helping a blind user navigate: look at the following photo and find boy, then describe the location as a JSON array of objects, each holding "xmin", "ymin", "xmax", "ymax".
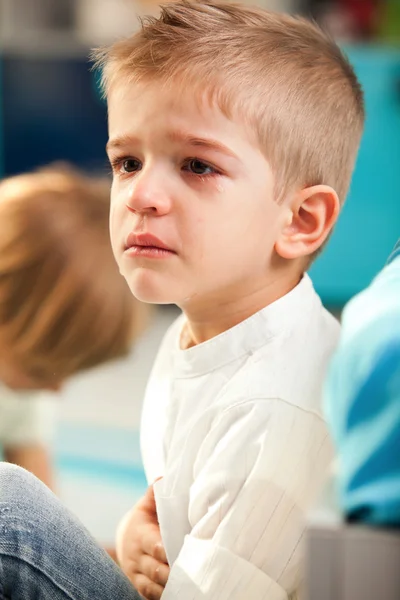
[
  {"xmin": 325, "ymin": 239, "xmax": 400, "ymax": 527},
  {"xmin": 94, "ymin": 1, "xmax": 364, "ymax": 598},
  {"xmin": 0, "ymin": 164, "xmax": 147, "ymax": 490}
]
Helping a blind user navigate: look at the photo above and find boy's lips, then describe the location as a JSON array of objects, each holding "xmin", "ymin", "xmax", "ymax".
[{"xmin": 124, "ymin": 232, "xmax": 176, "ymax": 256}]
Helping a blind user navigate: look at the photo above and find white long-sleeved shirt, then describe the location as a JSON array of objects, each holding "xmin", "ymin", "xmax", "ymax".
[{"xmin": 141, "ymin": 275, "xmax": 340, "ymax": 599}]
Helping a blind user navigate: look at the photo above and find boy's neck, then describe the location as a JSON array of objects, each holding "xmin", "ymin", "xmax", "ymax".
[{"xmin": 179, "ymin": 271, "xmax": 302, "ymax": 349}]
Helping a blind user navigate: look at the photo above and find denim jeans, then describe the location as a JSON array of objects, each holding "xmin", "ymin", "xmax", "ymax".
[{"xmin": 0, "ymin": 463, "xmax": 141, "ymax": 599}]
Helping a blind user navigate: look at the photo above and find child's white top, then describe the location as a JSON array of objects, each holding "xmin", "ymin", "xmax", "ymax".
[
  {"xmin": 141, "ymin": 274, "xmax": 340, "ymax": 599},
  {"xmin": 0, "ymin": 384, "xmax": 56, "ymax": 448}
]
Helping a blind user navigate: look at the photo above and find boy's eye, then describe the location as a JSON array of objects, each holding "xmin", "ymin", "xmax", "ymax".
[
  {"xmin": 121, "ymin": 158, "xmax": 141, "ymax": 173},
  {"xmin": 184, "ymin": 159, "xmax": 216, "ymax": 176}
]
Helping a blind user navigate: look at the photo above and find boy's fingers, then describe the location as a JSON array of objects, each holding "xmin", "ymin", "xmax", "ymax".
[
  {"xmin": 151, "ymin": 541, "xmax": 168, "ymax": 564},
  {"xmin": 140, "ymin": 554, "xmax": 170, "ymax": 586},
  {"xmin": 134, "ymin": 574, "xmax": 164, "ymax": 600},
  {"xmin": 142, "ymin": 484, "xmax": 157, "ymax": 513},
  {"xmin": 141, "ymin": 529, "xmax": 168, "ymax": 564}
]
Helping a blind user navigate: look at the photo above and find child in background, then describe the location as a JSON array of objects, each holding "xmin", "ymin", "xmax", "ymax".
[
  {"xmin": 93, "ymin": 2, "xmax": 365, "ymax": 598},
  {"xmin": 0, "ymin": 164, "xmax": 147, "ymax": 490},
  {"xmin": 325, "ymin": 239, "xmax": 400, "ymax": 527}
]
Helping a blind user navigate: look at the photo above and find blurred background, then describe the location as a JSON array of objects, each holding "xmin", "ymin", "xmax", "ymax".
[{"xmin": 0, "ymin": 0, "xmax": 399, "ymax": 547}]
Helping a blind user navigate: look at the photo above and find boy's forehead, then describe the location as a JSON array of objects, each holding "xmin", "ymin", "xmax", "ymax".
[
  {"xmin": 107, "ymin": 79, "xmax": 260, "ymax": 152},
  {"xmin": 108, "ymin": 78, "xmax": 219, "ymax": 122}
]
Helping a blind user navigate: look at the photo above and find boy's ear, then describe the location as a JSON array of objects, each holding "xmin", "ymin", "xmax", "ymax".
[{"xmin": 275, "ymin": 185, "xmax": 340, "ymax": 260}]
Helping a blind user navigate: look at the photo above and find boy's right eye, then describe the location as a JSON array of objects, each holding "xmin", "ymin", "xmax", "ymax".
[
  {"xmin": 121, "ymin": 158, "xmax": 142, "ymax": 173},
  {"xmin": 110, "ymin": 157, "xmax": 142, "ymax": 175}
]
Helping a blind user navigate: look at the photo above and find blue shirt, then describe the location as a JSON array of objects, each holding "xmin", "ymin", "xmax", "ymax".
[{"xmin": 324, "ymin": 239, "xmax": 400, "ymax": 526}]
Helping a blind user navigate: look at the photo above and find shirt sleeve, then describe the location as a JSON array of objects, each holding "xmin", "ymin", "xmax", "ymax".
[
  {"xmin": 0, "ymin": 392, "xmax": 57, "ymax": 449},
  {"xmin": 324, "ymin": 261, "xmax": 400, "ymax": 526},
  {"xmin": 161, "ymin": 399, "xmax": 332, "ymax": 599}
]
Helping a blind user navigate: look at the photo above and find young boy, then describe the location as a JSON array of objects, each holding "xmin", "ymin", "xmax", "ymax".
[
  {"xmin": 92, "ymin": 2, "xmax": 364, "ymax": 598},
  {"xmin": 0, "ymin": 164, "xmax": 147, "ymax": 490}
]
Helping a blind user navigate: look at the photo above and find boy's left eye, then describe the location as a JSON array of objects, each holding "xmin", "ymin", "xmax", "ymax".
[{"xmin": 183, "ymin": 159, "xmax": 216, "ymax": 176}]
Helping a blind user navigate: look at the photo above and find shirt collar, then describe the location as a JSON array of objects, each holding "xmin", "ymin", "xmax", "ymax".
[{"xmin": 172, "ymin": 274, "xmax": 318, "ymax": 378}]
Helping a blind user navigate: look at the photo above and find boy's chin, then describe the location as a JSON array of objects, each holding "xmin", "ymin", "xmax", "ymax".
[{"xmin": 124, "ymin": 272, "xmax": 180, "ymax": 306}]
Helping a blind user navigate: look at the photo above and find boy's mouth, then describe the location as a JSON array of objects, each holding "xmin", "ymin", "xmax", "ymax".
[{"xmin": 124, "ymin": 232, "xmax": 176, "ymax": 257}]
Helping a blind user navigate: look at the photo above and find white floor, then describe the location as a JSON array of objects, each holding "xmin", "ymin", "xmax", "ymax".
[{"xmin": 55, "ymin": 306, "xmax": 177, "ymax": 545}]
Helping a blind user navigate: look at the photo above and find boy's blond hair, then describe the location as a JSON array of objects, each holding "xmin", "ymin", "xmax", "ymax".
[
  {"xmin": 0, "ymin": 165, "xmax": 147, "ymax": 385},
  {"xmin": 93, "ymin": 0, "xmax": 364, "ymax": 205}
]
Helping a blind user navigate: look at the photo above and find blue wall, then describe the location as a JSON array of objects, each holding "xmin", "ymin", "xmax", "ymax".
[
  {"xmin": 310, "ymin": 47, "xmax": 400, "ymax": 305},
  {"xmin": 0, "ymin": 54, "xmax": 108, "ymax": 177}
]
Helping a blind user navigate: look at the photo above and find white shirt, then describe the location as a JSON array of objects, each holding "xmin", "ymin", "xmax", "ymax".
[
  {"xmin": 141, "ymin": 275, "xmax": 340, "ymax": 599},
  {"xmin": 0, "ymin": 384, "xmax": 56, "ymax": 449}
]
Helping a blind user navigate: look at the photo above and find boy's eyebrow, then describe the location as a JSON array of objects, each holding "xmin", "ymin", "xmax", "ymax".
[
  {"xmin": 167, "ymin": 131, "xmax": 239, "ymax": 160},
  {"xmin": 106, "ymin": 132, "xmax": 240, "ymax": 161},
  {"xmin": 106, "ymin": 134, "xmax": 138, "ymax": 154}
]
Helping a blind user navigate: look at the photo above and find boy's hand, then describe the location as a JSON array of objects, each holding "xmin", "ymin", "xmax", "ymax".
[{"xmin": 116, "ymin": 484, "xmax": 170, "ymax": 600}]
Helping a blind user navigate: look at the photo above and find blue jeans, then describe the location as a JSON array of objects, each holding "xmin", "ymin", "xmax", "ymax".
[{"xmin": 0, "ymin": 463, "xmax": 141, "ymax": 599}]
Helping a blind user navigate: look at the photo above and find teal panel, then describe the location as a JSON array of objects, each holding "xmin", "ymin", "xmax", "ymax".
[{"xmin": 310, "ymin": 47, "xmax": 400, "ymax": 306}]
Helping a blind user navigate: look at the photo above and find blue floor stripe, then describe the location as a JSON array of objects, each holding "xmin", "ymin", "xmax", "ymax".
[{"xmin": 56, "ymin": 454, "xmax": 148, "ymax": 490}]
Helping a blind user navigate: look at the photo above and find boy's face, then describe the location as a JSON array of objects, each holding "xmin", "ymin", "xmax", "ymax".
[{"xmin": 108, "ymin": 81, "xmax": 287, "ymax": 309}]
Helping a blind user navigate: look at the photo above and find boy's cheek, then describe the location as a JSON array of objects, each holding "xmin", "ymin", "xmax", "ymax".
[
  {"xmin": 109, "ymin": 199, "xmax": 126, "ymax": 233},
  {"xmin": 109, "ymin": 213, "xmax": 126, "ymax": 263}
]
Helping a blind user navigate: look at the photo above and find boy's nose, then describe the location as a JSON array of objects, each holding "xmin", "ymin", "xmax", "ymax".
[{"xmin": 125, "ymin": 170, "xmax": 172, "ymax": 216}]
